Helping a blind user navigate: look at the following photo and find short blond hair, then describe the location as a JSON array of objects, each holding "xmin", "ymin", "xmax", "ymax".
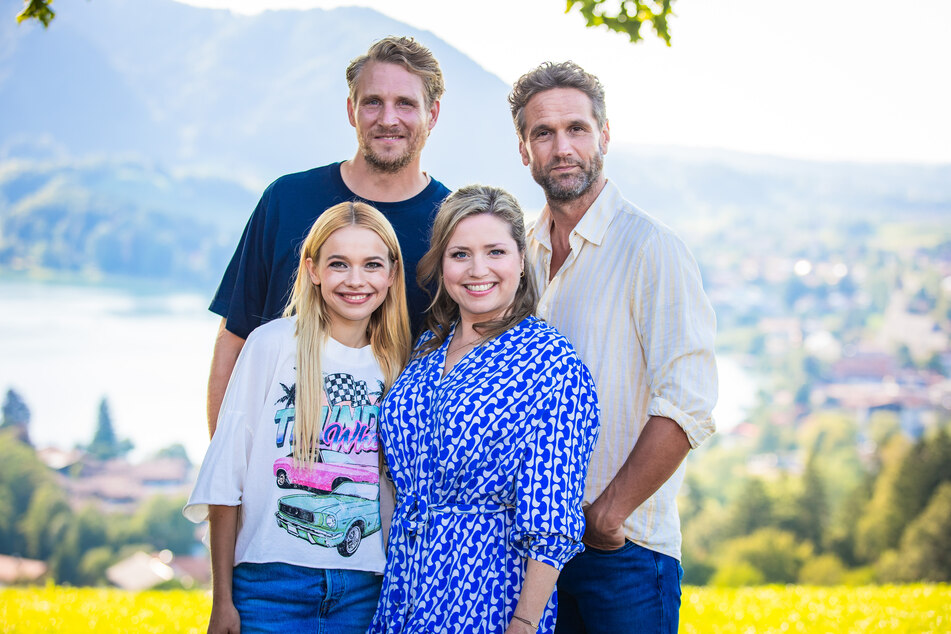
[{"xmin": 346, "ymin": 36, "xmax": 445, "ymax": 108}]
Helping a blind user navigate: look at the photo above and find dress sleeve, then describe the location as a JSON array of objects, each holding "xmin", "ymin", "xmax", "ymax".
[
  {"xmin": 510, "ymin": 350, "xmax": 600, "ymax": 570},
  {"xmin": 209, "ymin": 187, "xmax": 275, "ymax": 340},
  {"xmin": 182, "ymin": 331, "xmax": 272, "ymax": 523}
]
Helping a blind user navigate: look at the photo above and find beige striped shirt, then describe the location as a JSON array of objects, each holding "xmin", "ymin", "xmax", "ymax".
[{"xmin": 527, "ymin": 179, "xmax": 718, "ymax": 560}]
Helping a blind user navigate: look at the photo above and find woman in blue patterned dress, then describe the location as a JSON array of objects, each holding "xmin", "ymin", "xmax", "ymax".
[{"xmin": 369, "ymin": 185, "xmax": 600, "ymax": 634}]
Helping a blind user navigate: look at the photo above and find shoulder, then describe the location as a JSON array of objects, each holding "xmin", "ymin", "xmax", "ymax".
[
  {"xmin": 605, "ymin": 181, "xmax": 695, "ymax": 260},
  {"xmin": 509, "ymin": 317, "xmax": 581, "ymax": 363},
  {"xmin": 244, "ymin": 317, "xmax": 295, "ymax": 352},
  {"xmin": 264, "ymin": 163, "xmax": 341, "ymax": 197}
]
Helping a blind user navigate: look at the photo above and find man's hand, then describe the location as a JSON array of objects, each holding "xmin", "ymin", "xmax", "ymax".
[{"xmin": 582, "ymin": 501, "xmax": 626, "ymax": 550}]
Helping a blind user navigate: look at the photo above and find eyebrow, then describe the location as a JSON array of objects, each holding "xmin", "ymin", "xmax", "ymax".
[{"xmin": 325, "ymin": 253, "xmax": 386, "ymax": 261}]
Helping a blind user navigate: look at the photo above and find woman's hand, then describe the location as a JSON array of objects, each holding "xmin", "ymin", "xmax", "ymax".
[{"xmin": 208, "ymin": 600, "xmax": 240, "ymax": 634}]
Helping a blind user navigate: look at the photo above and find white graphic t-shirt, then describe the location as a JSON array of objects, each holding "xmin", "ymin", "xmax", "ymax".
[{"xmin": 185, "ymin": 317, "xmax": 386, "ymax": 573}]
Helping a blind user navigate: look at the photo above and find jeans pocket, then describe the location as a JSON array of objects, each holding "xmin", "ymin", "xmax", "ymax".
[{"xmin": 586, "ymin": 539, "xmax": 635, "ymax": 556}]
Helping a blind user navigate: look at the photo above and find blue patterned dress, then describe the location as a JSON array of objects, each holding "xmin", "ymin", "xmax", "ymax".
[{"xmin": 369, "ymin": 316, "xmax": 600, "ymax": 634}]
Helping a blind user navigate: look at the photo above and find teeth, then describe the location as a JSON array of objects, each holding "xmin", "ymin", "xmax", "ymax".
[
  {"xmin": 342, "ymin": 294, "xmax": 369, "ymax": 300},
  {"xmin": 465, "ymin": 283, "xmax": 494, "ymax": 292}
]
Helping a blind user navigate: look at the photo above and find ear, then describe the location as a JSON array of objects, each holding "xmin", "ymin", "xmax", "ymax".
[
  {"xmin": 600, "ymin": 120, "xmax": 611, "ymax": 155},
  {"xmin": 427, "ymin": 100, "xmax": 440, "ymax": 131},
  {"xmin": 518, "ymin": 138, "xmax": 530, "ymax": 167},
  {"xmin": 347, "ymin": 97, "xmax": 357, "ymax": 128},
  {"xmin": 305, "ymin": 257, "xmax": 320, "ymax": 286}
]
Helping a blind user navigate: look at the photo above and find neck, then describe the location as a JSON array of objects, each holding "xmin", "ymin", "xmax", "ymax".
[
  {"xmin": 545, "ymin": 176, "xmax": 607, "ymax": 236},
  {"xmin": 341, "ymin": 154, "xmax": 429, "ymax": 203},
  {"xmin": 329, "ymin": 318, "xmax": 371, "ymax": 349}
]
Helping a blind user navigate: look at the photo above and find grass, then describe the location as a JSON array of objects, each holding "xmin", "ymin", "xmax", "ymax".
[{"xmin": 1, "ymin": 584, "xmax": 948, "ymax": 632}]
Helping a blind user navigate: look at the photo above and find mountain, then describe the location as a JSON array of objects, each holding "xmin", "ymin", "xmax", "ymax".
[
  {"xmin": 0, "ymin": 0, "xmax": 534, "ymax": 201},
  {"xmin": 1, "ymin": 0, "xmax": 950, "ymax": 289}
]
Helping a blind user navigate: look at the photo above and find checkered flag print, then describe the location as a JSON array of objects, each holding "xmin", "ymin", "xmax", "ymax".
[{"xmin": 323, "ymin": 372, "xmax": 370, "ymax": 406}]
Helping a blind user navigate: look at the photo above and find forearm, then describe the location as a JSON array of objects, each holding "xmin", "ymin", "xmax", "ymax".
[
  {"xmin": 585, "ymin": 416, "xmax": 691, "ymax": 546},
  {"xmin": 208, "ymin": 504, "xmax": 239, "ymax": 603},
  {"xmin": 207, "ymin": 319, "xmax": 246, "ymax": 437},
  {"xmin": 507, "ymin": 558, "xmax": 559, "ymax": 633}
]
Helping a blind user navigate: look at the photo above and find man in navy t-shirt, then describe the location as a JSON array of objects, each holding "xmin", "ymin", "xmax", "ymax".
[{"xmin": 206, "ymin": 36, "xmax": 451, "ymax": 436}]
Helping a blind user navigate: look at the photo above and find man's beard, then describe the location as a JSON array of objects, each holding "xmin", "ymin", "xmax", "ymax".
[
  {"xmin": 360, "ymin": 126, "xmax": 426, "ymax": 175},
  {"xmin": 532, "ymin": 151, "xmax": 604, "ymax": 202}
]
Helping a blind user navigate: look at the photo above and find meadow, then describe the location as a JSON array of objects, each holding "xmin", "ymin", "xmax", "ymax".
[{"xmin": 1, "ymin": 584, "xmax": 948, "ymax": 632}]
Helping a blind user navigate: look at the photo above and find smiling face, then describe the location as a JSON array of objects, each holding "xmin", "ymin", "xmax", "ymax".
[
  {"xmin": 441, "ymin": 213, "xmax": 523, "ymax": 327},
  {"xmin": 305, "ymin": 225, "xmax": 395, "ymax": 342},
  {"xmin": 347, "ymin": 61, "xmax": 440, "ymax": 174},
  {"xmin": 518, "ymin": 87, "xmax": 609, "ymax": 203}
]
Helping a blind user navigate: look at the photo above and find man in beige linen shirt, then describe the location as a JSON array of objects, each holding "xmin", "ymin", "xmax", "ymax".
[{"xmin": 508, "ymin": 62, "xmax": 718, "ymax": 633}]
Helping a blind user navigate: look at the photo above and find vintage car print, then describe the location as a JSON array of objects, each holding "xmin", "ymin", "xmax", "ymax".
[
  {"xmin": 273, "ymin": 456, "xmax": 378, "ymax": 493},
  {"xmin": 275, "ymin": 482, "xmax": 381, "ymax": 557}
]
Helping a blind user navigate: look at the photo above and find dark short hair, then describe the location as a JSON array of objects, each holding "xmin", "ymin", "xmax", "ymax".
[
  {"xmin": 346, "ymin": 36, "xmax": 445, "ymax": 108},
  {"xmin": 508, "ymin": 61, "xmax": 606, "ymax": 140}
]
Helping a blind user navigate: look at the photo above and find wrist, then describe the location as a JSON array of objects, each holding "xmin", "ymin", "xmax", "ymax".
[{"xmin": 511, "ymin": 614, "xmax": 539, "ymax": 631}]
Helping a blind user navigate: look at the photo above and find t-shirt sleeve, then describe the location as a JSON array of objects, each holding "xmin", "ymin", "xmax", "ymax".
[
  {"xmin": 209, "ymin": 189, "xmax": 275, "ymax": 340},
  {"xmin": 510, "ymin": 349, "xmax": 600, "ymax": 570},
  {"xmin": 183, "ymin": 330, "xmax": 274, "ymax": 522}
]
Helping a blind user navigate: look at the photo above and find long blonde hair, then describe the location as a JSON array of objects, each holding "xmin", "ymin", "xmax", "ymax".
[{"xmin": 283, "ymin": 202, "xmax": 411, "ymax": 465}]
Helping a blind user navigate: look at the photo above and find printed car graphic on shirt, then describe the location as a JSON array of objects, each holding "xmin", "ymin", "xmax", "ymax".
[
  {"xmin": 273, "ymin": 456, "xmax": 379, "ymax": 493},
  {"xmin": 275, "ymin": 482, "xmax": 381, "ymax": 557}
]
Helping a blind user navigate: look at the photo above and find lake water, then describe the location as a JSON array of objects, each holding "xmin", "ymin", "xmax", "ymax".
[{"xmin": 0, "ymin": 280, "xmax": 752, "ymax": 463}]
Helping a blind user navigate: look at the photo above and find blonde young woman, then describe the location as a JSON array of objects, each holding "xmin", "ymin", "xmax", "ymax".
[{"xmin": 185, "ymin": 202, "xmax": 411, "ymax": 634}]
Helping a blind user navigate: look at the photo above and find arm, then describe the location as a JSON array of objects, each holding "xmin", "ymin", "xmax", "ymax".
[
  {"xmin": 505, "ymin": 559, "xmax": 560, "ymax": 634},
  {"xmin": 207, "ymin": 319, "xmax": 246, "ymax": 437},
  {"xmin": 582, "ymin": 416, "xmax": 691, "ymax": 550},
  {"xmin": 207, "ymin": 504, "xmax": 241, "ymax": 634}
]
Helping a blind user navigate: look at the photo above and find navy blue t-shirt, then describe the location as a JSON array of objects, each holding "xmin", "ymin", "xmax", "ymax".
[{"xmin": 210, "ymin": 162, "xmax": 450, "ymax": 339}]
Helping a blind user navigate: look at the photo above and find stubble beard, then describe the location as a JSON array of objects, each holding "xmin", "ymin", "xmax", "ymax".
[
  {"xmin": 360, "ymin": 126, "xmax": 427, "ymax": 175},
  {"xmin": 532, "ymin": 151, "xmax": 604, "ymax": 202}
]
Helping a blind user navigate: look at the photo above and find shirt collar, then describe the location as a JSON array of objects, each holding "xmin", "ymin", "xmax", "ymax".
[{"xmin": 529, "ymin": 178, "xmax": 622, "ymax": 250}]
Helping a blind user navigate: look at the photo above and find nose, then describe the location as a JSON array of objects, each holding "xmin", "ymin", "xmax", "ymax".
[
  {"xmin": 469, "ymin": 254, "xmax": 490, "ymax": 277},
  {"xmin": 380, "ymin": 102, "xmax": 399, "ymax": 127},
  {"xmin": 553, "ymin": 131, "xmax": 573, "ymax": 158},
  {"xmin": 345, "ymin": 267, "xmax": 366, "ymax": 286}
]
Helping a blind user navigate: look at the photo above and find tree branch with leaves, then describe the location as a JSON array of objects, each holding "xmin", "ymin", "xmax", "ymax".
[{"xmin": 566, "ymin": 0, "xmax": 677, "ymax": 45}]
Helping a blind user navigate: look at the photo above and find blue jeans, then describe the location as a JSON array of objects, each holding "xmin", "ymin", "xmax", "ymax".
[
  {"xmin": 554, "ymin": 541, "xmax": 683, "ymax": 634},
  {"xmin": 231, "ymin": 562, "xmax": 382, "ymax": 634}
]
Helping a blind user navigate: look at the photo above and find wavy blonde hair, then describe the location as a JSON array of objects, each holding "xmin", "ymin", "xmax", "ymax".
[
  {"xmin": 283, "ymin": 202, "xmax": 411, "ymax": 465},
  {"xmin": 416, "ymin": 184, "xmax": 538, "ymax": 356}
]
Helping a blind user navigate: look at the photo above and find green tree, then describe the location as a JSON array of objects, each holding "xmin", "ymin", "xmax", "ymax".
[
  {"xmin": 0, "ymin": 430, "xmax": 52, "ymax": 554},
  {"xmin": 85, "ymin": 397, "xmax": 133, "ymax": 460},
  {"xmin": 126, "ymin": 495, "xmax": 197, "ymax": 555},
  {"xmin": 887, "ymin": 482, "xmax": 951, "ymax": 582},
  {"xmin": 723, "ymin": 477, "xmax": 774, "ymax": 538},
  {"xmin": 714, "ymin": 528, "xmax": 813, "ymax": 584},
  {"xmin": 1, "ymin": 388, "xmax": 31, "ymax": 445},
  {"xmin": 788, "ymin": 452, "xmax": 829, "ymax": 549},
  {"xmin": 19, "ymin": 482, "xmax": 71, "ymax": 560}
]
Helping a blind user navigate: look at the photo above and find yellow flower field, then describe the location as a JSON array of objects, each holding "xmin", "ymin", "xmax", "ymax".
[{"xmin": 0, "ymin": 584, "xmax": 948, "ymax": 632}]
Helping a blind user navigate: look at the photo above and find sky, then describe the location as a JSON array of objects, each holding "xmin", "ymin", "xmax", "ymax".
[{"xmin": 174, "ymin": 0, "xmax": 951, "ymax": 164}]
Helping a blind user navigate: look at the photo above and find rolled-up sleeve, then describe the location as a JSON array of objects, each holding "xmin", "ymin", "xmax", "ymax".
[
  {"xmin": 511, "ymin": 353, "xmax": 600, "ymax": 569},
  {"xmin": 634, "ymin": 229, "xmax": 718, "ymax": 448}
]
